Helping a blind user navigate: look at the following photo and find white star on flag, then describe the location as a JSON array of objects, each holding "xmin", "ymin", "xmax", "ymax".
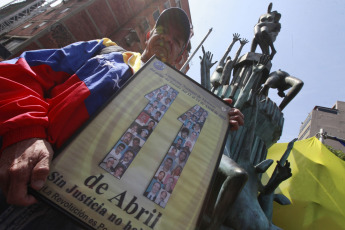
[
  {"xmin": 112, "ymin": 73, "xmax": 120, "ymax": 89},
  {"xmin": 102, "ymin": 60, "xmax": 117, "ymax": 69}
]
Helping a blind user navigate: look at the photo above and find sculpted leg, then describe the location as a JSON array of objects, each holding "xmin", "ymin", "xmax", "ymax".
[{"xmin": 205, "ymin": 155, "xmax": 248, "ymax": 230}]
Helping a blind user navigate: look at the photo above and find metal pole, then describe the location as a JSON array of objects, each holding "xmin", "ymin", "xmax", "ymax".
[
  {"xmin": 180, "ymin": 28, "xmax": 213, "ymax": 73},
  {"xmin": 319, "ymin": 128, "xmax": 325, "ymax": 143}
]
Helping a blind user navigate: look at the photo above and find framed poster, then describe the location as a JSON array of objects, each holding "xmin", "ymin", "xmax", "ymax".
[{"xmin": 34, "ymin": 57, "xmax": 231, "ymax": 230}]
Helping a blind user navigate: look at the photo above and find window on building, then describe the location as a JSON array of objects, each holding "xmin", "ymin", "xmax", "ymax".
[
  {"xmin": 39, "ymin": 22, "xmax": 47, "ymax": 27},
  {"xmin": 3, "ymin": 37, "xmax": 27, "ymax": 51},
  {"xmin": 153, "ymin": 9, "xmax": 160, "ymax": 22},
  {"xmin": 23, "ymin": 23, "xmax": 32, "ymax": 29},
  {"xmin": 60, "ymin": 8, "xmax": 70, "ymax": 14},
  {"xmin": 175, "ymin": 0, "xmax": 181, "ymax": 8},
  {"xmin": 300, "ymin": 114, "xmax": 312, "ymax": 133},
  {"xmin": 164, "ymin": 1, "xmax": 171, "ymax": 9},
  {"xmin": 299, "ymin": 126, "xmax": 311, "ymax": 140}
]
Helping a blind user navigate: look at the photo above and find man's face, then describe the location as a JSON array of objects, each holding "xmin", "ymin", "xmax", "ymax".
[
  {"xmin": 143, "ymin": 24, "xmax": 185, "ymax": 65},
  {"xmin": 141, "ymin": 130, "xmax": 148, "ymax": 138},
  {"xmin": 123, "ymin": 133, "xmax": 132, "ymax": 144},
  {"xmin": 148, "ymin": 121, "xmax": 155, "ymax": 128},
  {"xmin": 179, "ymin": 151, "xmax": 187, "ymax": 162},
  {"xmin": 171, "ymin": 92, "xmax": 177, "ymax": 99},
  {"xmin": 191, "ymin": 131, "xmax": 197, "ymax": 140},
  {"xmin": 152, "ymin": 182, "xmax": 161, "ymax": 193},
  {"xmin": 123, "ymin": 151, "xmax": 134, "ymax": 162},
  {"xmin": 174, "ymin": 166, "xmax": 182, "ymax": 175},
  {"xmin": 115, "ymin": 145, "xmax": 124, "ymax": 154},
  {"xmin": 161, "ymin": 191, "xmax": 167, "ymax": 200},
  {"xmin": 114, "ymin": 167, "xmax": 124, "ymax": 177},
  {"xmin": 106, "ymin": 159, "xmax": 115, "ymax": 168},
  {"xmin": 164, "ymin": 158, "xmax": 173, "ymax": 170},
  {"xmin": 147, "ymin": 106, "xmax": 154, "ymax": 113},
  {"xmin": 131, "ymin": 124, "xmax": 138, "ymax": 132},
  {"xmin": 157, "ymin": 93, "xmax": 163, "ymax": 100},
  {"xmin": 158, "ymin": 171, "xmax": 165, "ymax": 180},
  {"xmin": 170, "ymin": 148, "xmax": 177, "ymax": 154},
  {"xmin": 181, "ymin": 131, "xmax": 188, "ymax": 139},
  {"xmin": 133, "ymin": 139, "xmax": 140, "ymax": 146}
]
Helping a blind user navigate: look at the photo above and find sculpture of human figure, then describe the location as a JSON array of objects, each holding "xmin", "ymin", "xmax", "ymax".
[
  {"xmin": 258, "ymin": 69, "xmax": 304, "ymax": 111},
  {"xmin": 219, "ymin": 38, "xmax": 249, "ymax": 85},
  {"xmin": 200, "ymin": 45, "xmax": 217, "ymax": 90},
  {"xmin": 210, "ymin": 33, "xmax": 240, "ymax": 88},
  {"xmin": 250, "ymin": 3, "xmax": 281, "ymax": 60}
]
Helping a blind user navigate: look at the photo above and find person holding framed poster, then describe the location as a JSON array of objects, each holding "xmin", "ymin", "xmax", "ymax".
[{"xmin": 0, "ymin": 7, "xmax": 244, "ymax": 230}]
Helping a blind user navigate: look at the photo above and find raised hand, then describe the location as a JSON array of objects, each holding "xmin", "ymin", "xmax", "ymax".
[
  {"xmin": 240, "ymin": 38, "xmax": 249, "ymax": 45},
  {"xmin": 275, "ymin": 160, "xmax": 292, "ymax": 182},
  {"xmin": 200, "ymin": 45, "xmax": 217, "ymax": 70},
  {"xmin": 233, "ymin": 33, "xmax": 241, "ymax": 41},
  {"xmin": 252, "ymin": 54, "xmax": 270, "ymax": 73}
]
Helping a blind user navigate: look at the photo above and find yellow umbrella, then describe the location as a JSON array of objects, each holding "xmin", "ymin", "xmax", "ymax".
[{"xmin": 266, "ymin": 137, "xmax": 345, "ymax": 230}]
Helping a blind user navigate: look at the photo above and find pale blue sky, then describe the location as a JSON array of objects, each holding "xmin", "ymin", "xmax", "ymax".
[{"xmin": 187, "ymin": 0, "xmax": 345, "ymax": 143}]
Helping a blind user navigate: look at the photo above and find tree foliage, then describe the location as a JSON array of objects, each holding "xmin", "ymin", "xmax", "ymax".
[{"xmin": 325, "ymin": 145, "xmax": 345, "ymax": 161}]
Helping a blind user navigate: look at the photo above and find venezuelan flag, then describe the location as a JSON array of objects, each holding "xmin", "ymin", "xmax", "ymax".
[{"xmin": 0, "ymin": 38, "xmax": 142, "ymax": 149}]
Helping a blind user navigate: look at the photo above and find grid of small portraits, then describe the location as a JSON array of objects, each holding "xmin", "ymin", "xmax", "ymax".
[
  {"xmin": 99, "ymin": 84, "xmax": 179, "ymax": 179},
  {"xmin": 144, "ymin": 104, "xmax": 209, "ymax": 208}
]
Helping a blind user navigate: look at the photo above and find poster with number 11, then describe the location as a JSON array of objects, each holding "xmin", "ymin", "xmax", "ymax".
[{"xmin": 35, "ymin": 57, "xmax": 231, "ymax": 230}]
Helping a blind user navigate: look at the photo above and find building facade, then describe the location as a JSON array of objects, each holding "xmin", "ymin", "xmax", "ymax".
[
  {"xmin": 0, "ymin": 0, "xmax": 192, "ymax": 71},
  {"xmin": 298, "ymin": 101, "xmax": 345, "ymax": 152}
]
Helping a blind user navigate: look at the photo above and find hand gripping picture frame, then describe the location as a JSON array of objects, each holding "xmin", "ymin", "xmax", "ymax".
[{"xmin": 33, "ymin": 57, "xmax": 232, "ymax": 230}]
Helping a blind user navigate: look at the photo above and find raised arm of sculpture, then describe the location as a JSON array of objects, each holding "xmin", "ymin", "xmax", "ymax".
[
  {"xmin": 250, "ymin": 3, "xmax": 281, "ymax": 60},
  {"xmin": 218, "ymin": 33, "xmax": 241, "ymax": 68},
  {"xmin": 200, "ymin": 45, "xmax": 217, "ymax": 90},
  {"xmin": 257, "ymin": 138, "xmax": 297, "ymax": 220},
  {"xmin": 210, "ymin": 33, "xmax": 241, "ymax": 88},
  {"xmin": 219, "ymin": 38, "xmax": 249, "ymax": 85},
  {"xmin": 258, "ymin": 70, "xmax": 304, "ymax": 110}
]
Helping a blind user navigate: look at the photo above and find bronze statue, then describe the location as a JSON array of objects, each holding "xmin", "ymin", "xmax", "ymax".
[
  {"xmin": 258, "ymin": 138, "xmax": 296, "ymax": 220},
  {"xmin": 210, "ymin": 33, "xmax": 240, "ymax": 89},
  {"xmin": 258, "ymin": 70, "xmax": 304, "ymax": 110},
  {"xmin": 234, "ymin": 55, "xmax": 270, "ymax": 109},
  {"xmin": 198, "ymin": 3, "xmax": 303, "ymax": 229},
  {"xmin": 219, "ymin": 38, "xmax": 249, "ymax": 86},
  {"xmin": 250, "ymin": 3, "xmax": 281, "ymax": 60},
  {"xmin": 201, "ymin": 155, "xmax": 248, "ymax": 230},
  {"xmin": 200, "ymin": 46, "xmax": 217, "ymax": 90}
]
